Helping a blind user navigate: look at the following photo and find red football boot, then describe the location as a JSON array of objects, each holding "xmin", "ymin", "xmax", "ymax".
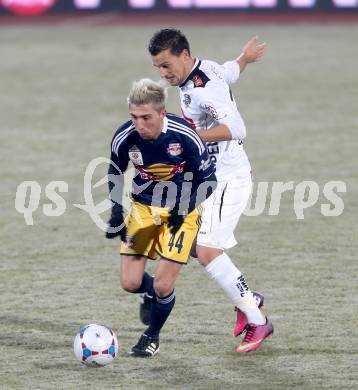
[
  {"xmin": 236, "ymin": 318, "xmax": 273, "ymax": 353},
  {"xmin": 233, "ymin": 291, "xmax": 264, "ymax": 337}
]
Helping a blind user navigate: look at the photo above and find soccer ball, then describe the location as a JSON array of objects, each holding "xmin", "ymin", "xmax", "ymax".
[{"xmin": 73, "ymin": 324, "xmax": 118, "ymax": 367}]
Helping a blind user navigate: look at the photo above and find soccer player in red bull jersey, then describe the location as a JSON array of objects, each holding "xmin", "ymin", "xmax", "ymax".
[
  {"xmin": 106, "ymin": 78, "xmax": 216, "ymax": 357},
  {"xmin": 148, "ymin": 29, "xmax": 273, "ymax": 353}
]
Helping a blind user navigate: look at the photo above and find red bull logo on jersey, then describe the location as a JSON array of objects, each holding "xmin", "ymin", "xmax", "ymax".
[
  {"xmin": 135, "ymin": 162, "xmax": 186, "ymax": 181},
  {"xmin": 169, "ymin": 161, "xmax": 186, "ymax": 175},
  {"xmin": 167, "ymin": 143, "xmax": 183, "ymax": 156},
  {"xmin": 135, "ymin": 166, "xmax": 156, "ymax": 181}
]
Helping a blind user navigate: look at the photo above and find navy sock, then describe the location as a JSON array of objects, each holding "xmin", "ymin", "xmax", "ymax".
[
  {"xmin": 144, "ymin": 290, "xmax": 176, "ymax": 339},
  {"xmin": 133, "ymin": 272, "xmax": 154, "ymax": 297}
]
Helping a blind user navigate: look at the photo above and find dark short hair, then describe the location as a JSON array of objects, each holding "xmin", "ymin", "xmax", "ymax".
[{"xmin": 148, "ymin": 28, "xmax": 190, "ymax": 56}]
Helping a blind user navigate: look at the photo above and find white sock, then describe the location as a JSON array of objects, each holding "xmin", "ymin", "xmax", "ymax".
[{"xmin": 205, "ymin": 253, "xmax": 265, "ymax": 325}]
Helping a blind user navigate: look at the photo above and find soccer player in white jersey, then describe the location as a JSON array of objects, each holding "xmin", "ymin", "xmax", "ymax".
[{"xmin": 147, "ymin": 29, "xmax": 273, "ymax": 353}]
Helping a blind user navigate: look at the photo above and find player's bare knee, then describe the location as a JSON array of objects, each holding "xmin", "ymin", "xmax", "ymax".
[
  {"xmin": 153, "ymin": 279, "xmax": 173, "ymax": 298},
  {"xmin": 197, "ymin": 257, "xmax": 211, "ymax": 266},
  {"xmin": 120, "ymin": 277, "xmax": 141, "ymax": 293},
  {"xmin": 196, "ymin": 246, "xmax": 223, "ymax": 266}
]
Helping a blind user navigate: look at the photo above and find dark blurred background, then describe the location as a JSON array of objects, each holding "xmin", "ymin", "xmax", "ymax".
[{"xmin": 1, "ymin": 0, "xmax": 358, "ymax": 17}]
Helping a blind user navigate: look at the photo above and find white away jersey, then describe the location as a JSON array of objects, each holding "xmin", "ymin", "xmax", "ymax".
[{"xmin": 179, "ymin": 58, "xmax": 251, "ymax": 180}]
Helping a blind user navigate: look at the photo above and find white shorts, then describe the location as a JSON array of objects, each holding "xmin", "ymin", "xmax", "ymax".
[{"xmin": 197, "ymin": 172, "xmax": 252, "ymax": 250}]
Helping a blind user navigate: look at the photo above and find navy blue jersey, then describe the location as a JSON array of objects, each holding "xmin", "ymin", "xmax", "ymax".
[{"xmin": 109, "ymin": 113, "xmax": 215, "ymax": 209}]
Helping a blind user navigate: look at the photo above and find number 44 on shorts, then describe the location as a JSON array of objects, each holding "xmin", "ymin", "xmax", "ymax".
[{"xmin": 168, "ymin": 232, "xmax": 185, "ymax": 254}]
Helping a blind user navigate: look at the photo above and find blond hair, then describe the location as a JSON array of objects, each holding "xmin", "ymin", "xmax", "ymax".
[{"xmin": 127, "ymin": 78, "xmax": 167, "ymax": 111}]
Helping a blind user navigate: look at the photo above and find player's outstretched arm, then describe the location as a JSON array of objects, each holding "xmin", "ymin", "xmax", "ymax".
[
  {"xmin": 106, "ymin": 149, "xmax": 128, "ymax": 241},
  {"xmin": 106, "ymin": 206, "xmax": 127, "ymax": 240},
  {"xmin": 196, "ymin": 124, "xmax": 232, "ymax": 142},
  {"xmin": 168, "ymin": 171, "xmax": 217, "ymax": 235},
  {"xmin": 236, "ymin": 36, "xmax": 267, "ymax": 74}
]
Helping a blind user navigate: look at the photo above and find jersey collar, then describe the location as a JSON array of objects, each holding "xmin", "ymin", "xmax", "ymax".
[{"xmin": 179, "ymin": 58, "xmax": 201, "ymax": 88}]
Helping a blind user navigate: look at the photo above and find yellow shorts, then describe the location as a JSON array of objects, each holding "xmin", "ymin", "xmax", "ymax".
[{"xmin": 120, "ymin": 201, "xmax": 201, "ymax": 264}]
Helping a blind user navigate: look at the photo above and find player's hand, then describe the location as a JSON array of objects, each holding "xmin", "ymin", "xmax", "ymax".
[
  {"xmin": 168, "ymin": 210, "xmax": 185, "ymax": 236},
  {"xmin": 106, "ymin": 211, "xmax": 127, "ymax": 240},
  {"xmin": 241, "ymin": 36, "xmax": 267, "ymax": 64}
]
